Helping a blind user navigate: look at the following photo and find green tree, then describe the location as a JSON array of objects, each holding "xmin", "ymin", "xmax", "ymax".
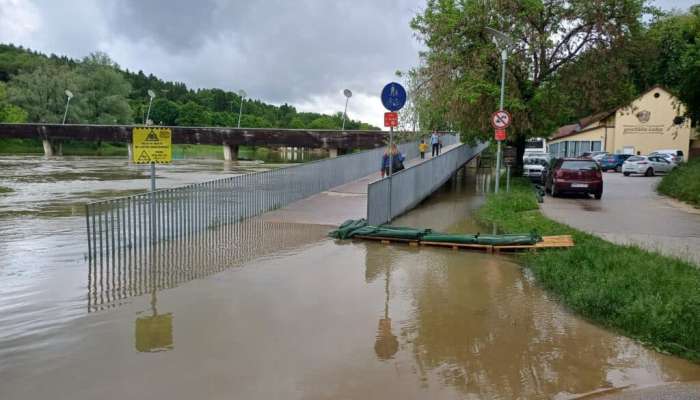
[
  {"xmin": 76, "ymin": 52, "xmax": 133, "ymax": 124},
  {"xmin": 149, "ymin": 98, "xmax": 180, "ymax": 125},
  {"xmin": 0, "ymin": 81, "xmax": 27, "ymax": 122},
  {"xmin": 411, "ymin": 0, "xmax": 646, "ymax": 145},
  {"xmin": 176, "ymin": 101, "xmax": 210, "ymax": 126},
  {"xmin": 7, "ymin": 62, "xmax": 84, "ymax": 123}
]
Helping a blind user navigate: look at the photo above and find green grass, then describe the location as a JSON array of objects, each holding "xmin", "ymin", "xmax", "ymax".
[
  {"xmin": 657, "ymin": 158, "xmax": 700, "ymax": 207},
  {"xmin": 477, "ymin": 178, "xmax": 700, "ymax": 362},
  {"xmin": 0, "ymin": 138, "xmax": 127, "ymax": 156},
  {"xmin": 0, "ymin": 186, "xmax": 13, "ymax": 194}
]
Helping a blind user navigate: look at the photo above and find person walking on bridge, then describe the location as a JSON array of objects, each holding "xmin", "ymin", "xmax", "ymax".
[
  {"xmin": 419, "ymin": 140, "xmax": 428, "ymax": 159},
  {"xmin": 430, "ymin": 131, "xmax": 440, "ymax": 157},
  {"xmin": 381, "ymin": 144, "xmax": 405, "ymax": 178}
]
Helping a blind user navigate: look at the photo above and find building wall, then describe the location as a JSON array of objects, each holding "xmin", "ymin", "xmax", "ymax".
[
  {"xmin": 548, "ymin": 127, "xmax": 605, "ymax": 157},
  {"xmin": 612, "ymin": 88, "xmax": 691, "ymax": 156}
]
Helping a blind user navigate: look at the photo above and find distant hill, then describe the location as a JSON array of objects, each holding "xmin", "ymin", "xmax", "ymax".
[{"xmin": 0, "ymin": 43, "xmax": 379, "ymax": 130}]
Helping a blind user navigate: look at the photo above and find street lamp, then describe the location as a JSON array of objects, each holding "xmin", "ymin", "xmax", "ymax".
[
  {"xmin": 62, "ymin": 90, "xmax": 73, "ymax": 124},
  {"xmin": 145, "ymin": 89, "xmax": 156, "ymax": 125},
  {"xmin": 237, "ymin": 89, "xmax": 246, "ymax": 128},
  {"xmin": 341, "ymin": 89, "xmax": 352, "ymax": 130},
  {"xmin": 484, "ymin": 27, "xmax": 514, "ymax": 194}
]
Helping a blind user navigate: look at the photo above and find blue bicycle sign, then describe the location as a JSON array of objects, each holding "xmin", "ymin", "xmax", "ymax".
[{"xmin": 381, "ymin": 82, "xmax": 407, "ymax": 112}]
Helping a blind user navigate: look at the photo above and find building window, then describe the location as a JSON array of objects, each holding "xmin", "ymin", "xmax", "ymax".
[
  {"xmin": 592, "ymin": 141, "xmax": 602, "ymax": 152},
  {"xmin": 580, "ymin": 141, "xmax": 591, "ymax": 155}
]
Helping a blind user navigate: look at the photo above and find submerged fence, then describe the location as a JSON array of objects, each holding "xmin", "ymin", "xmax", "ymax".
[
  {"xmin": 85, "ymin": 134, "xmax": 460, "ymax": 270},
  {"xmin": 366, "ymin": 141, "xmax": 488, "ymax": 225}
]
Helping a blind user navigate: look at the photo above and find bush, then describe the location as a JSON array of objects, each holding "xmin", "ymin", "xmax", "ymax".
[{"xmin": 657, "ymin": 158, "xmax": 700, "ymax": 206}]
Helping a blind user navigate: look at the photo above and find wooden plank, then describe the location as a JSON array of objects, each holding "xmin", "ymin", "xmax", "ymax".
[{"xmin": 351, "ymin": 234, "xmax": 574, "ymax": 252}]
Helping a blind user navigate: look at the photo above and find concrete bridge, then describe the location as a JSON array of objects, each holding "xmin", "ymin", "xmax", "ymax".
[{"xmin": 0, "ymin": 123, "xmax": 392, "ymax": 159}]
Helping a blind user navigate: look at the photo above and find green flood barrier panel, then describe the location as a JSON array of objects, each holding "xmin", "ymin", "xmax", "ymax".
[{"xmin": 330, "ymin": 219, "xmax": 542, "ymax": 246}]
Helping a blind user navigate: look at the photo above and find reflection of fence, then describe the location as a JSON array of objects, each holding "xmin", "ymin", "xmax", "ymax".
[
  {"xmin": 366, "ymin": 142, "xmax": 488, "ymax": 225},
  {"xmin": 87, "ymin": 218, "xmax": 328, "ymax": 312}
]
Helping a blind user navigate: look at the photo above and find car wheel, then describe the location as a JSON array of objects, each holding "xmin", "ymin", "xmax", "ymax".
[
  {"xmin": 594, "ymin": 192, "xmax": 602, "ymax": 200},
  {"xmin": 623, "ymin": 172, "xmax": 630, "ymax": 176},
  {"xmin": 645, "ymin": 168, "xmax": 654, "ymax": 177},
  {"xmin": 615, "ymin": 165, "xmax": 621, "ymax": 173}
]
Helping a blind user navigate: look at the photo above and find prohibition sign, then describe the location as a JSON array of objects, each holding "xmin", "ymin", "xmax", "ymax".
[{"xmin": 491, "ymin": 110, "xmax": 512, "ymax": 129}]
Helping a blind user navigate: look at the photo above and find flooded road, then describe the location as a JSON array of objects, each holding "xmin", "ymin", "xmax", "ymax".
[{"xmin": 1, "ymin": 157, "xmax": 699, "ymax": 399}]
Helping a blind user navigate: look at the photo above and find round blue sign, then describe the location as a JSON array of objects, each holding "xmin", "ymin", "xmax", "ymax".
[{"xmin": 381, "ymin": 82, "xmax": 407, "ymax": 111}]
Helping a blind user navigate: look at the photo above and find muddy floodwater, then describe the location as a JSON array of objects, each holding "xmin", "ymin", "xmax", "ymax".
[{"xmin": 1, "ymin": 156, "xmax": 700, "ymax": 399}]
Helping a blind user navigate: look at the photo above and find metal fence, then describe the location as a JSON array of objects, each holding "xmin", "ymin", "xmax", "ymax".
[
  {"xmin": 367, "ymin": 141, "xmax": 488, "ymax": 225},
  {"xmin": 85, "ymin": 134, "xmax": 460, "ymax": 269}
]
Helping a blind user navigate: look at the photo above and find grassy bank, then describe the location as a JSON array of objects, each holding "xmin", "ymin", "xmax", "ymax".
[
  {"xmin": 0, "ymin": 138, "xmax": 128, "ymax": 156},
  {"xmin": 657, "ymin": 158, "xmax": 700, "ymax": 207},
  {"xmin": 477, "ymin": 178, "xmax": 700, "ymax": 362}
]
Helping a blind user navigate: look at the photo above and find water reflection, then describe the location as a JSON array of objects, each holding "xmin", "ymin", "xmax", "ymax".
[
  {"xmin": 87, "ymin": 218, "xmax": 329, "ymax": 312},
  {"xmin": 134, "ymin": 290, "xmax": 173, "ymax": 353}
]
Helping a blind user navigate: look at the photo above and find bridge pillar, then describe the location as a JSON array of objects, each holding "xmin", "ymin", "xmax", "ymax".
[
  {"xmin": 223, "ymin": 143, "xmax": 239, "ymax": 161},
  {"xmin": 127, "ymin": 141, "xmax": 134, "ymax": 161},
  {"xmin": 328, "ymin": 148, "xmax": 339, "ymax": 158},
  {"xmin": 42, "ymin": 139, "xmax": 62, "ymax": 157}
]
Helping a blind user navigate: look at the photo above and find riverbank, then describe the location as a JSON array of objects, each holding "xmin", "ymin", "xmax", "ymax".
[
  {"xmin": 476, "ymin": 178, "xmax": 700, "ymax": 363},
  {"xmin": 0, "ymin": 138, "xmax": 315, "ymax": 162},
  {"xmin": 657, "ymin": 158, "xmax": 700, "ymax": 207}
]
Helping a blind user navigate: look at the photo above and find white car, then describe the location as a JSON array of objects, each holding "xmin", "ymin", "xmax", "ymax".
[
  {"xmin": 622, "ymin": 155, "xmax": 675, "ymax": 176},
  {"xmin": 648, "ymin": 150, "xmax": 683, "ymax": 164},
  {"xmin": 523, "ymin": 154, "xmax": 551, "ymax": 182}
]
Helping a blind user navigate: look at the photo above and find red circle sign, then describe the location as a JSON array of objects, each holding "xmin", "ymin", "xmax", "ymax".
[{"xmin": 491, "ymin": 110, "xmax": 512, "ymax": 129}]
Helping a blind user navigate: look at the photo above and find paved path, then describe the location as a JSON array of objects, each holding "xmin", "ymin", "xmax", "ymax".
[
  {"xmin": 262, "ymin": 144, "xmax": 462, "ymax": 226},
  {"xmin": 540, "ymin": 172, "xmax": 700, "ymax": 266},
  {"xmin": 591, "ymin": 382, "xmax": 700, "ymax": 399}
]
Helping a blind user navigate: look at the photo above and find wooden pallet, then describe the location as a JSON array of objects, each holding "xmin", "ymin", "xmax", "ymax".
[{"xmin": 353, "ymin": 234, "xmax": 574, "ymax": 253}]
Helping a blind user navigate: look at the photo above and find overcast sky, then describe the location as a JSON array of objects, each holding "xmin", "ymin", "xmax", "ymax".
[{"xmin": 0, "ymin": 0, "xmax": 695, "ymax": 128}]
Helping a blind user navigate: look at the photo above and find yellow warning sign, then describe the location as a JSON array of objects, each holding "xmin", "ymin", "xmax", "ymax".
[{"xmin": 133, "ymin": 127, "xmax": 172, "ymax": 164}]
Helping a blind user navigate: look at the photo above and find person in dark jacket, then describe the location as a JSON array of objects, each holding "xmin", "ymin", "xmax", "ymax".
[{"xmin": 381, "ymin": 144, "xmax": 405, "ymax": 177}]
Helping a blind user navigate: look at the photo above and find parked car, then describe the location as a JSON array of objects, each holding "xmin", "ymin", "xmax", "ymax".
[
  {"xmin": 523, "ymin": 154, "xmax": 551, "ymax": 183},
  {"xmin": 649, "ymin": 149, "xmax": 684, "ymax": 163},
  {"xmin": 648, "ymin": 151, "xmax": 682, "ymax": 164},
  {"xmin": 599, "ymin": 154, "xmax": 633, "ymax": 172},
  {"xmin": 544, "ymin": 158, "xmax": 603, "ymax": 199},
  {"xmin": 592, "ymin": 152, "xmax": 610, "ymax": 162},
  {"xmin": 622, "ymin": 155, "xmax": 675, "ymax": 176},
  {"xmin": 582, "ymin": 151, "xmax": 608, "ymax": 161}
]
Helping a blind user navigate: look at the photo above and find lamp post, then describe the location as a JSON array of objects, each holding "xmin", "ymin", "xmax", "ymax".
[
  {"xmin": 341, "ymin": 89, "xmax": 352, "ymax": 130},
  {"xmin": 62, "ymin": 90, "xmax": 73, "ymax": 124},
  {"xmin": 237, "ymin": 90, "xmax": 246, "ymax": 128},
  {"xmin": 485, "ymin": 27, "xmax": 513, "ymax": 194},
  {"xmin": 145, "ymin": 89, "xmax": 156, "ymax": 125}
]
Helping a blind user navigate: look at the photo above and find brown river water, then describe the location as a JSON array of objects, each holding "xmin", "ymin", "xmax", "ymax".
[{"xmin": 1, "ymin": 156, "xmax": 699, "ymax": 399}]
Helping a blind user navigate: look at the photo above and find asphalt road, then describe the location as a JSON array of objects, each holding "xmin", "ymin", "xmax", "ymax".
[{"xmin": 540, "ymin": 171, "xmax": 700, "ymax": 266}]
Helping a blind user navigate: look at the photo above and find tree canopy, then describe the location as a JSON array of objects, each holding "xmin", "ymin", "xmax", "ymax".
[
  {"xmin": 0, "ymin": 44, "xmax": 379, "ymax": 129},
  {"xmin": 409, "ymin": 0, "xmax": 698, "ymax": 143}
]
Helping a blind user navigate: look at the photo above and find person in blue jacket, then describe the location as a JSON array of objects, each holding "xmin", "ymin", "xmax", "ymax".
[{"xmin": 381, "ymin": 144, "xmax": 405, "ymax": 178}]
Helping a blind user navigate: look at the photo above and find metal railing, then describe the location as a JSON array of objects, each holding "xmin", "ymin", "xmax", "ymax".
[
  {"xmin": 85, "ymin": 134, "xmax": 460, "ymax": 274},
  {"xmin": 367, "ymin": 141, "xmax": 488, "ymax": 225}
]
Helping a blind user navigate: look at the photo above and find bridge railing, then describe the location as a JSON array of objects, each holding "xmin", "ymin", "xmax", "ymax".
[
  {"xmin": 366, "ymin": 141, "xmax": 488, "ymax": 225},
  {"xmin": 85, "ymin": 134, "xmax": 460, "ymax": 272}
]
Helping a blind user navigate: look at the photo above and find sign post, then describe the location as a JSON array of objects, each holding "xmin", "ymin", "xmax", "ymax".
[
  {"xmin": 490, "ymin": 110, "xmax": 511, "ymax": 193},
  {"xmin": 133, "ymin": 127, "xmax": 172, "ymax": 242},
  {"xmin": 381, "ymin": 82, "xmax": 407, "ymax": 222}
]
